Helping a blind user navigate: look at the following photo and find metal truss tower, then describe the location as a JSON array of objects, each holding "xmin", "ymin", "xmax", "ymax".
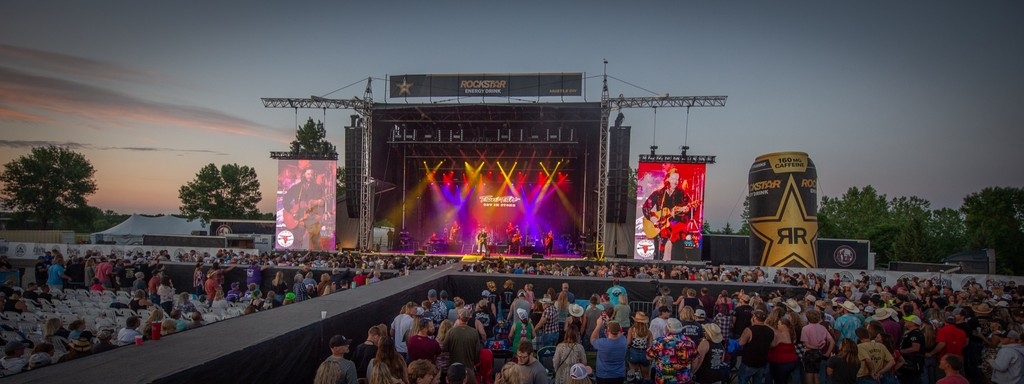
[
  {"xmin": 263, "ymin": 78, "xmax": 375, "ymax": 251},
  {"xmin": 597, "ymin": 69, "xmax": 727, "ymax": 260}
]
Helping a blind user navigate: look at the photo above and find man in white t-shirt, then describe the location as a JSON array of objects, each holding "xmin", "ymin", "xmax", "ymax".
[
  {"xmin": 649, "ymin": 306, "xmax": 672, "ymax": 339},
  {"xmin": 390, "ymin": 302, "xmax": 418, "ymax": 359}
]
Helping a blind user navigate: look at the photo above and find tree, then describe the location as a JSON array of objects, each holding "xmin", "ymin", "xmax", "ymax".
[
  {"xmin": 737, "ymin": 198, "xmax": 751, "ymax": 235},
  {"xmin": 818, "ymin": 186, "xmax": 897, "ymax": 265},
  {"xmin": 178, "ymin": 163, "xmax": 262, "ymax": 224},
  {"xmin": 888, "ymin": 196, "xmax": 935, "ymax": 262},
  {"xmin": 962, "ymin": 187, "xmax": 1024, "ymax": 274},
  {"xmin": 928, "ymin": 207, "xmax": 966, "ymax": 259},
  {"xmin": 291, "ymin": 118, "xmax": 336, "ymax": 156},
  {"xmin": 0, "ymin": 145, "xmax": 97, "ymax": 229}
]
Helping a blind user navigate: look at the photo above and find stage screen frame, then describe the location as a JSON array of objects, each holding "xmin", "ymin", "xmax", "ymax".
[
  {"xmin": 634, "ymin": 162, "xmax": 706, "ymax": 260},
  {"xmin": 275, "ymin": 160, "xmax": 337, "ymax": 251}
]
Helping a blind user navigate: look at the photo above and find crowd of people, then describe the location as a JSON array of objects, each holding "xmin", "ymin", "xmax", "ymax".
[
  {"xmin": 3, "ymin": 249, "xmax": 1023, "ymax": 383},
  {"xmin": 315, "ymin": 273, "xmax": 1023, "ymax": 384},
  {"xmin": 0, "ymin": 249, "xmax": 441, "ymax": 377}
]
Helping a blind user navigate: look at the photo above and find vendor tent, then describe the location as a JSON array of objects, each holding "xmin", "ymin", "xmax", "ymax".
[{"xmin": 91, "ymin": 214, "xmax": 207, "ymax": 245}]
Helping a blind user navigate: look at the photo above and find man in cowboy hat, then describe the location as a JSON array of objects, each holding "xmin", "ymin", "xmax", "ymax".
[
  {"xmin": 872, "ymin": 307, "xmax": 903, "ymax": 347},
  {"xmin": 834, "ymin": 301, "xmax": 863, "ymax": 345},
  {"xmin": 693, "ymin": 323, "xmax": 729, "ymax": 384},
  {"xmin": 534, "ymin": 295, "xmax": 559, "ymax": 348}
]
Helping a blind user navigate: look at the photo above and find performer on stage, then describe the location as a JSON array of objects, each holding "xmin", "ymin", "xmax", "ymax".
[
  {"xmin": 476, "ymin": 227, "xmax": 489, "ymax": 256},
  {"xmin": 449, "ymin": 221, "xmax": 460, "ymax": 242},
  {"xmin": 508, "ymin": 226, "xmax": 522, "ymax": 255},
  {"xmin": 543, "ymin": 231, "xmax": 554, "ymax": 257},
  {"xmin": 641, "ymin": 167, "xmax": 693, "ymax": 261}
]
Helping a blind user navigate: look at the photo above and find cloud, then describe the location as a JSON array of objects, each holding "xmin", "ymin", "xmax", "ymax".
[
  {"xmin": 0, "ymin": 140, "xmax": 228, "ymax": 155},
  {"xmin": 0, "ymin": 65, "xmax": 284, "ymax": 139},
  {"xmin": 0, "ymin": 43, "xmax": 162, "ymax": 84}
]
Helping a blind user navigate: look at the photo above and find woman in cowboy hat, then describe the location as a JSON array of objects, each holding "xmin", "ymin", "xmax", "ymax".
[{"xmin": 626, "ymin": 312, "xmax": 653, "ymax": 383}]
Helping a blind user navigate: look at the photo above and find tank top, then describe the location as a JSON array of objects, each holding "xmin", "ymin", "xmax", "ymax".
[
  {"xmin": 629, "ymin": 334, "xmax": 648, "ymax": 350},
  {"xmin": 743, "ymin": 324, "xmax": 774, "ymax": 368},
  {"xmin": 767, "ymin": 342, "xmax": 798, "ymax": 364},
  {"xmin": 696, "ymin": 340, "xmax": 727, "ymax": 384}
]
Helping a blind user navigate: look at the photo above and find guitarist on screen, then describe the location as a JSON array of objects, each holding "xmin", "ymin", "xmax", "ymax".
[
  {"xmin": 641, "ymin": 168, "xmax": 691, "ymax": 261},
  {"xmin": 282, "ymin": 167, "xmax": 326, "ymax": 250}
]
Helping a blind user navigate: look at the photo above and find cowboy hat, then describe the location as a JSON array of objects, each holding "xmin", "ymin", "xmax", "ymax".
[
  {"xmin": 568, "ymin": 304, "xmax": 584, "ymax": 318},
  {"xmin": 784, "ymin": 299, "xmax": 802, "ymax": 313},
  {"xmin": 702, "ymin": 323, "xmax": 724, "ymax": 343},
  {"xmin": 973, "ymin": 303, "xmax": 993, "ymax": 316},
  {"xmin": 633, "ymin": 312, "xmax": 650, "ymax": 324},
  {"xmin": 666, "ymin": 318, "xmax": 683, "ymax": 334},
  {"xmin": 841, "ymin": 301, "xmax": 860, "ymax": 314},
  {"xmin": 871, "ymin": 307, "xmax": 892, "ymax": 321}
]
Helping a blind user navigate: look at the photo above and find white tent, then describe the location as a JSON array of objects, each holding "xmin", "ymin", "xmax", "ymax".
[{"xmin": 91, "ymin": 214, "xmax": 207, "ymax": 245}]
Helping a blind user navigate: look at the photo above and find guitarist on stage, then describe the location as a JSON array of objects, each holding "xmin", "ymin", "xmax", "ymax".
[
  {"xmin": 282, "ymin": 167, "xmax": 326, "ymax": 250},
  {"xmin": 476, "ymin": 227, "xmax": 489, "ymax": 256},
  {"xmin": 641, "ymin": 168, "xmax": 692, "ymax": 261},
  {"xmin": 543, "ymin": 231, "xmax": 554, "ymax": 257}
]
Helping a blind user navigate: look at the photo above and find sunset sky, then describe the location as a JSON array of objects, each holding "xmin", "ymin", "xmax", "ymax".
[{"xmin": 1, "ymin": 1, "xmax": 1021, "ymax": 229}]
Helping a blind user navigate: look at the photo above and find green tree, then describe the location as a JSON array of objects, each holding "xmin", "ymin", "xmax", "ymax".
[
  {"xmin": 0, "ymin": 145, "xmax": 97, "ymax": 229},
  {"xmin": 178, "ymin": 163, "xmax": 262, "ymax": 224},
  {"xmin": 962, "ymin": 187, "xmax": 1024, "ymax": 274},
  {"xmin": 928, "ymin": 207, "xmax": 966, "ymax": 259},
  {"xmin": 291, "ymin": 118, "xmax": 336, "ymax": 156},
  {"xmin": 888, "ymin": 196, "xmax": 935, "ymax": 262},
  {"xmin": 892, "ymin": 215, "xmax": 935, "ymax": 262},
  {"xmin": 818, "ymin": 186, "xmax": 897, "ymax": 265},
  {"xmin": 737, "ymin": 198, "xmax": 751, "ymax": 235}
]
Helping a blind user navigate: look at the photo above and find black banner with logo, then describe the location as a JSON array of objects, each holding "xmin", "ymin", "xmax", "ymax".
[{"xmin": 389, "ymin": 73, "xmax": 583, "ymax": 98}]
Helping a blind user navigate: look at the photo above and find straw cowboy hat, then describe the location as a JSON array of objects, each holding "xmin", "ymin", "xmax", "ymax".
[
  {"xmin": 633, "ymin": 312, "xmax": 650, "ymax": 324},
  {"xmin": 702, "ymin": 323, "xmax": 724, "ymax": 343},
  {"xmin": 973, "ymin": 303, "xmax": 993, "ymax": 316},
  {"xmin": 841, "ymin": 301, "xmax": 860, "ymax": 314}
]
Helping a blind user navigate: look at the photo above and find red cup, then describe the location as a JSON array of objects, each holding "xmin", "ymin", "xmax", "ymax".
[
  {"xmin": 151, "ymin": 321, "xmax": 162, "ymax": 340},
  {"xmin": 134, "ymin": 335, "xmax": 143, "ymax": 346}
]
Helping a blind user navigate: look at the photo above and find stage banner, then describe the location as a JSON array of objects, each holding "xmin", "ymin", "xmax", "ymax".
[
  {"xmin": 389, "ymin": 73, "xmax": 583, "ymax": 98},
  {"xmin": 275, "ymin": 160, "xmax": 337, "ymax": 251},
  {"xmin": 748, "ymin": 152, "xmax": 818, "ymax": 268},
  {"xmin": 816, "ymin": 239, "xmax": 869, "ymax": 269},
  {"xmin": 635, "ymin": 162, "xmax": 706, "ymax": 261}
]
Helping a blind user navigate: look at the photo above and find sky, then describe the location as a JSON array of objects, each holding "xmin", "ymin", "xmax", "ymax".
[{"xmin": 1, "ymin": 1, "xmax": 1021, "ymax": 230}]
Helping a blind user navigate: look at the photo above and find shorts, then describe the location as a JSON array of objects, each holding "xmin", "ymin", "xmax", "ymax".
[
  {"xmin": 802, "ymin": 348, "xmax": 824, "ymax": 373},
  {"xmin": 627, "ymin": 348, "xmax": 650, "ymax": 366}
]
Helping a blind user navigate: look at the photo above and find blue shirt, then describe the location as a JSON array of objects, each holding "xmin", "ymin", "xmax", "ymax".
[
  {"xmin": 834, "ymin": 313, "xmax": 862, "ymax": 344},
  {"xmin": 593, "ymin": 335, "xmax": 627, "ymax": 378},
  {"xmin": 47, "ymin": 264, "xmax": 65, "ymax": 286}
]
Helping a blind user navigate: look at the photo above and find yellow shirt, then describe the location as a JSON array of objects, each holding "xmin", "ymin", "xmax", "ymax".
[{"xmin": 856, "ymin": 341, "xmax": 893, "ymax": 378}]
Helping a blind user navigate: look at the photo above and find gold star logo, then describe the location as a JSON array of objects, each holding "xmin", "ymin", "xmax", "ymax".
[
  {"xmin": 750, "ymin": 175, "xmax": 818, "ymax": 268},
  {"xmin": 396, "ymin": 78, "xmax": 413, "ymax": 96}
]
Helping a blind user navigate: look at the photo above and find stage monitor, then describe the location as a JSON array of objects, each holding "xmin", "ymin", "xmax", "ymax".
[
  {"xmin": 634, "ymin": 162, "xmax": 706, "ymax": 261},
  {"xmin": 275, "ymin": 160, "xmax": 337, "ymax": 251}
]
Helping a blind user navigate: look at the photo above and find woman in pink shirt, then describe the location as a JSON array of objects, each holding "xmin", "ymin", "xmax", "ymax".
[{"xmin": 801, "ymin": 309, "xmax": 835, "ymax": 384}]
